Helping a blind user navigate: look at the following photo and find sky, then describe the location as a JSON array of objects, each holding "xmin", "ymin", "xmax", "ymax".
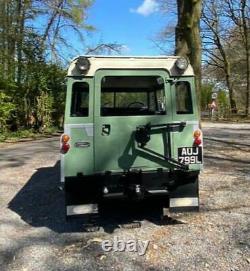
[{"xmin": 83, "ymin": 0, "xmax": 170, "ymax": 56}]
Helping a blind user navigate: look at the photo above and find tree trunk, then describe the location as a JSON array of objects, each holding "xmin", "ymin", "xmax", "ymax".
[
  {"xmin": 240, "ymin": 0, "xmax": 250, "ymax": 116},
  {"xmin": 175, "ymin": 0, "xmax": 202, "ymax": 102},
  {"xmin": 1, "ymin": 0, "xmax": 20, "ymax": 83},
  {"xmin": 202, "ymin": 0, "xmax": 237, "ymax": 113},
  {"xmin": 16, "ymin": 0, "xmax": 26, "ymax": 86}
]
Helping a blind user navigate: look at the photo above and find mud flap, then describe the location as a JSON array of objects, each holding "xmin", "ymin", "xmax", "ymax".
[
  {"xmin": 169, "ymin": 176, "xmax": 199, "ymax": 212},
  {"xmin": 64, "ymin": 177, "xmax": 100, "ymax": 218}
]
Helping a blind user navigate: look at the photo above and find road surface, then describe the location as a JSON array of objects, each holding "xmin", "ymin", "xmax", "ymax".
[{"xmin": 0, "ymin": 122, "xmax": 249, "ymax": 271}]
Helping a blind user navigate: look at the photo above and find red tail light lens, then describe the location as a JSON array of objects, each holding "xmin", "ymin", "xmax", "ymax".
[
  {"xmin": 61, "ymin": 143, "xmax": 70, "ymax": 154},
  {"xmin": 194, "ymin": 137, "xmax": 202, "ymax": 146},
  {"xmin": 193, "ymin": 129, "xmax": 202, "ymax": 146},
  {"xmin": 61, "ymin": 134, "xmax": 70, "ymax": 154}
]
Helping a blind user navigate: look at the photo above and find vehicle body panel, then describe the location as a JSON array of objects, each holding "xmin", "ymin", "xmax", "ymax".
[
  {"xmin": 93, "ymin": 69, "xmax": 174, "ymax": 173},
  {"xmin": 61, "ymin": 56, "xmax": 202, "ymax": 216}
]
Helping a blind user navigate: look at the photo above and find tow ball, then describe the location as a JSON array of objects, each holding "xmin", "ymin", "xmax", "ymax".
[{"xmin": 127, "ymin": 184, "xmax": 145, "ymax": 200}]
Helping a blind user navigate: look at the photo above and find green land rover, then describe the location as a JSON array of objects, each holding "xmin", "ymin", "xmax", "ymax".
[{"xmin": 60, "ymin": 56, "xmax": 203, "ymax": 218}]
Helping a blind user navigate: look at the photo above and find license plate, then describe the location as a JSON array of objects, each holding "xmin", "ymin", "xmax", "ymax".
[{"xmin": 178, "ymin": 147, "xmax": 202, "ymax": 164}]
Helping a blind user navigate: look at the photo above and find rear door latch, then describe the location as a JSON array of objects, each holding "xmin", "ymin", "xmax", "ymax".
[{"xmin": 102, "ymin": 124, "xmax": 111, "ymax": 136}]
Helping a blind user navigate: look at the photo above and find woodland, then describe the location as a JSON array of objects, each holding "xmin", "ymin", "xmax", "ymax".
[{"xmin": 0, "ymin": 0, "xmax": 249, "ymax": 139}]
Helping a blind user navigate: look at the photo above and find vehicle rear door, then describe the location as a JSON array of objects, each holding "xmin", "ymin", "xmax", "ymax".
[{"xmin": 93, "ymin": 70, "xmax": 174, "ymax": 173}]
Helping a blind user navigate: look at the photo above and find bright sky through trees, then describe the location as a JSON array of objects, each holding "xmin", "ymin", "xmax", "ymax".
[{"xmin": 82, "ymin": 0, "xmax": 168, "ymax": 56}]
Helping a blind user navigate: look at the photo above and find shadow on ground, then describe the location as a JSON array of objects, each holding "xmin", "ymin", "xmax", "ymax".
[{"xmin": 8, "ymin": 161, "xmax": 183, "ymax": 233}]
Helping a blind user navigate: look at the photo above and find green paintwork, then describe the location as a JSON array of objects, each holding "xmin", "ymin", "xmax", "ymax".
[
  {"xmin": 63, "ymin": 69, "xmax": 202, "ymax": 178},
  {"xmin": 170, "ymin": 77, "xmax": 201, "ymax": 171},
  {"xmin": 64, "ymin": 78, "xmax": 94, "ymax": 176},
  {"xmin": 94, "ymin": 70, "xmax": 173, "ymax": 172}
]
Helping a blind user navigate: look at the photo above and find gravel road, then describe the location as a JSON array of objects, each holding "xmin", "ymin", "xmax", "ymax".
[{"xmin": 0, "ymin": 122, "xmax": 249, "ymax": 271}]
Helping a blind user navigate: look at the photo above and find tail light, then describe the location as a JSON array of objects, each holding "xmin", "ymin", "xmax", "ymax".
[
  {"xmin": 193, "ymin": 129, "xmax": 202, "ymax": 146},
  {"xmin": 61, "ymin": 134, "xmax": 70, "ymax": 154},
  {"xmin": 62, "ymin": 134, "xmax": 70, "ymax": 143}
]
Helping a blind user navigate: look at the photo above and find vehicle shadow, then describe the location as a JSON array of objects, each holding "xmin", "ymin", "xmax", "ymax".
[{"xmin": 8, "ymin": 161, "xmax": 184, "ymax": 233}]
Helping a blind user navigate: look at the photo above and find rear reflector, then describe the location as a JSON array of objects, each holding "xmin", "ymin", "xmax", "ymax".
[
  {"xmin": 194, "ymin": 137, "xmax": 202, "ymax": 146},
  {"xmin": 193, "ymin": 129, "xmax": 202, "ymax": 146},
  {"xmin": 61, "ymin": 143, "xmax": 70, "ymax": 154}
]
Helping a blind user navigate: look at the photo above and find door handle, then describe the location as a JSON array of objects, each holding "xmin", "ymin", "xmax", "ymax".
[
  {"xmin": 102, "ymin": 124, "xmax": 111, "ymax": 135},
  {"xmin": 75, "ymin": 141, "xmax": 90, "ymax": 148}
]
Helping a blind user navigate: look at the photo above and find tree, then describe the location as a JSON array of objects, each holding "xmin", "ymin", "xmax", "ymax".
[
  {"xmin": 202, "ymin": 0, "xmax": 236, "ymax": 112},
  {"xmin": 0, "ymin": 0, "xmax": 95, "ymax": 132},
  {"xmin": 224, "ymin": 0, "xmax": 249, "ymax": 115},
  {"xmin": 33, "ymin": 0, "xmax": 94, "ymax": 61},
  {"xmin": 85, "ymin": 43, "xmax": 125, "ymax": 55},
  {"xmin": 202, "ymin": 0, "xmax": 249, "ymax": 114},
  {"xmin": 155, "ymin": 1, "xmax": 203, "ymax": 101},
  {"xmin": 16, "ymin": 0, "xmax": 32, "ymax": 86},
  {"xmin": 200, "ymin": 83, "xmax": 212, "ymax": 111},
  {"xmin": 0, "ymin": 92, "xmax": 15, "ymax": 131},
  {"xmin": 175, "ymin": 0, "xmax": 202, "ymax": 100}
]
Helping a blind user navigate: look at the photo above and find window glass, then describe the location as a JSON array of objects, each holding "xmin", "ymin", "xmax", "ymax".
[
  {"xmin": 175, "ymin": 81, "xmax": 193, "ymax": 114},
  {"xmin": 71, "ymin": 82, "xmax": 89, "ymax": 117},
  {"xmin": 101, "ymin": 76, "xmax": 166, "ymax": 116}
]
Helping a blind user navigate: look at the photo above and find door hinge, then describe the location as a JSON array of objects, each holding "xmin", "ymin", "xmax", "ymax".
[{"xmin": 165, "ymin": 78, "xmax": 177, "ymax": 84}]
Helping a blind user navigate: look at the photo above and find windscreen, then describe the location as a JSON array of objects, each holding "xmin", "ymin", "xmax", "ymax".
[{"xmin": 101, "ymin": 76, "xmax": 166, "ymax": 116}]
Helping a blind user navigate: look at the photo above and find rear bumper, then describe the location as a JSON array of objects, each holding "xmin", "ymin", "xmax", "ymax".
[
  {"xmin": 64, "ymin": 170, "xmax": 200, "ymax": 216},
  {"xmin": 65, "ymin": 169, "xmax": 199, "ymax": 201}
]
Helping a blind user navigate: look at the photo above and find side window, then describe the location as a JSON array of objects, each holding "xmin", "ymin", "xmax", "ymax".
[
  {"xmin": 175, "ymin": 81, "xmax": 193, "ymax": 114},
  {"xmin": 70, "ymin": 82, "xmax": 89, "ymax": 117}
]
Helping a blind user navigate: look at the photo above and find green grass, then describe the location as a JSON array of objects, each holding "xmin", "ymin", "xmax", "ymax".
[{"xmin": 0, "ymin": 127, "xmax": 61, "ymax": 142}]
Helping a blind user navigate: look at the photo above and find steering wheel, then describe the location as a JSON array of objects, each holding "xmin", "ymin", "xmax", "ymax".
[
  {"xmin": 103, "ymin": 102, "xmax": 111, "ymax": 107},
  {"xmin": 127, "ymin": 101, "xmax": 145, "ymax": 108}
]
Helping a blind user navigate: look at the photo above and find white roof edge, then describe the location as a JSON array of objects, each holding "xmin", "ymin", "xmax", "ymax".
[
  {"xmin": 67, "ymin": 55, "xmax": 194, "ymax": 77},
  {"xmin": 71, "ymin": 55, "xmax": 180, "ymax": 59}
]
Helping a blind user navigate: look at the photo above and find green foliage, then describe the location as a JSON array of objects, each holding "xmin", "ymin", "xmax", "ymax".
[
  {"xmin": 0, "ymin": 92, "xmax": 15, "ymax": 131},
  {"xmin": 200, "ymin": 84, "xmax": 212, "ymax": 111},
  {"xmin": 67, "ymin": 0, "xmax": 94, "ymax": 26},
  {"xmin": 0, "ymin": 129, "xmax": 36, "ymax": 142},
  {"xmin": 0, "ymin": 0, "xmax": 91, "ymax": 136},
  {"xmin": 36, "ymin": 91, "xmax": 54, "ymax": 129},
  {"xmin": 0, "ymin": 126, "xmax": 59, "ymax": 142},
  {"xmin": 43, "ymin": 64, "xmax": 66, "ymax": 127},
  {"xmin": 217, "ymin": 91, "xmax": 230, "ymax": 118}
]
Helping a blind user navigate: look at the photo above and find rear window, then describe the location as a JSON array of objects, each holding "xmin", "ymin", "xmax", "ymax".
[
  {"xmin": 175, "ymin": 81, "xmax": 193, "ymax": 114},
  {"xmin": 101, "ymin": 76, "xmax": 166, "ymax": 116},
  {"xmin": 71, "ymin": 82, "xmax": 89, "ymax": 117}
]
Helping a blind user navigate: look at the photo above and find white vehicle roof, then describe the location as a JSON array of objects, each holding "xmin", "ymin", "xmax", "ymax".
[{"xmin": 67, "ymin": 55, "xmax": 194, "ymax": 77}]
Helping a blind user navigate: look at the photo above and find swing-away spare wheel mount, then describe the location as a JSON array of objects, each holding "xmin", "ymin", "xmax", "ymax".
[{"xmin": 134, "ymin": 122, "xmax": 188, "ymax": 171}]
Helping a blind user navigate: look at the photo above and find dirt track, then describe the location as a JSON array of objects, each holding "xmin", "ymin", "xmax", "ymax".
[{"xmin": 0, "ymin": 122, "xmax": 249, "ymax": 271}]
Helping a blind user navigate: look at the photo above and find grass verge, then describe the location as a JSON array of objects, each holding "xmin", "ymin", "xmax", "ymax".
[{"xmin": 0, "ymin": 127, "xmax": 62, "ymax": 143}]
